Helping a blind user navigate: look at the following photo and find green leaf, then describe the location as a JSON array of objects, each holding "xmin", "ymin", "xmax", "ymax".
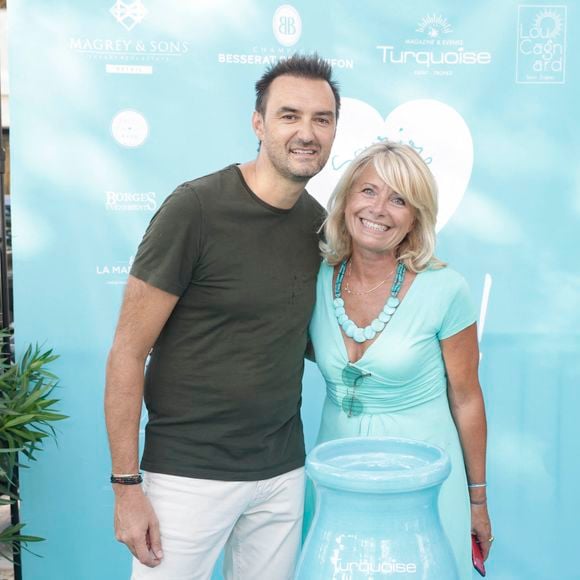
[
  {"xmin": 0, "ymin": 334, "xmax": 66, "ymax": 549},
  {"xmin": 0, "ymin": 523, "xmax": 45, "ymax": 544},
  {"xmin": 3, "ymin": 414, "xmax": 37, "ymax": 428},
  {"xmin": 36, "ymin": 412, "xmax": 68, "ymax": 422}
]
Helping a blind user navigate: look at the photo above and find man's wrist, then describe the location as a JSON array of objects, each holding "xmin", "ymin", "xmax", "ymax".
[{"xmin": 110, "ymin": 472, "xmax": 143, "ymax": 485}]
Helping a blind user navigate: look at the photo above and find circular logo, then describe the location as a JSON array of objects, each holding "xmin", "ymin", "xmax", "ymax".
[
  {"xmin": 111, "ymin": 110, "xmax": 149, "ymax": 148},
  {"xmin": 533, "ymin": 9, "xmax": 563, "ymax": 39},
  {"xmin": 273, "ymin": 5, "xmax": 302, "ymax": 47}
]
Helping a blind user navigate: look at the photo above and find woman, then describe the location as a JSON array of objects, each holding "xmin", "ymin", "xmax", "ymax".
[{"xmin": 307, "ymin": 142, "xmax": 492, "ymax": 578}]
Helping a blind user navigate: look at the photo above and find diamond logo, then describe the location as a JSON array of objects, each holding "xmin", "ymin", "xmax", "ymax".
[{"xmin": 110, "ymin": 0, "xmax": 148, "ymax": 31}]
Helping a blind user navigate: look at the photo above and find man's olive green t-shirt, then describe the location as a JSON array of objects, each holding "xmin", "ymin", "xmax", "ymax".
[{"xmin": 130, "ymin": 164, "xmax": 325, "ymax": 481}]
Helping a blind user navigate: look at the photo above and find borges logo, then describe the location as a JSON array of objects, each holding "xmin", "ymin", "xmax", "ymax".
[
  {"xmin": 105, "ymin": 191, "xmax": 157, "ymax": 212},
  {"xmin": 110, "ymin": 0, "xmax": 148, "ymax": 31}
]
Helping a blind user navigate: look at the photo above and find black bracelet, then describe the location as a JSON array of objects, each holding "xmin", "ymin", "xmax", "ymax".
[{"xmin": 110, "ymin": 473, "xmax": 143, "ymax": 485}]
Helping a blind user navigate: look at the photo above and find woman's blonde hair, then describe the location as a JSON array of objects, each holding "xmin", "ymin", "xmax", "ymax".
[{"xmin": 320, "ymin": 141, "xmax": 445, "ymax": 272}]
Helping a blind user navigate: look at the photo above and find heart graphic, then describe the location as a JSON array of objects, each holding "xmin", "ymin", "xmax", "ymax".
[{"xmin": 308, "ymin": 98, "xmax": 474, "ymax": 232}]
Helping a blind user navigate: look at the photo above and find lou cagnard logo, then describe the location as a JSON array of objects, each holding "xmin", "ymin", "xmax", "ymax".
[{"xmin": 516, "ymin": 5, "xmax": 567, "ymax": 84}]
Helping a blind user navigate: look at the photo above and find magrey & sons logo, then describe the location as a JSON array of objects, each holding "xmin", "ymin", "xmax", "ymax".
[
  {"xmin": 377, "ymin": 12, "xmax": 492, "ymax": 77},
  {"xmin": 516, "ymin": 5, "xmax": 567, "ymax": 83},
  {"xmin": 69, "ymin": 0, "xmax": 190, "ymax": 75}
]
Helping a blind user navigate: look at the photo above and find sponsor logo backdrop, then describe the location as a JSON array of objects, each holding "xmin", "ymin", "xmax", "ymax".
[{"xmin": 7, "ymin": 1, "xmax": 579, "ymax": 578}]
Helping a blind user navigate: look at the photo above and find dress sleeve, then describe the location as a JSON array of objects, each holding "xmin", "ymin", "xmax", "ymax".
[
  {"xmin": 130, "ymin": 183, "xmax": 203, "ymax": 296},
  {"xmin": 437, "ymin": 274, "xmax": 477, "ymax": 340}
]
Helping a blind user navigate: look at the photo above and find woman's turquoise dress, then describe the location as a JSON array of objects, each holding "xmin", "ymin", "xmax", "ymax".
[{"xmin": 307, "ymin": 262, "xmax": 477, "ymax": 579}]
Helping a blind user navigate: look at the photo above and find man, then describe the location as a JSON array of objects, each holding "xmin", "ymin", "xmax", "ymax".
[{"xmin": 105, "ymin": 54, "xmax": 340, "ymax": 579}]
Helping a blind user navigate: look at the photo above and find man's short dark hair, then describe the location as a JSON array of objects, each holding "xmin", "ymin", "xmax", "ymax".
[{"xmin": 255, "ymin": 53, "xmax": 341, "ymax": 118}]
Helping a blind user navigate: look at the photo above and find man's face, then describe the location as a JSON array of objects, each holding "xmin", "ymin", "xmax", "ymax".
[{"xmin": 253, "ymin": 75, "xmax": 337, "ymax": 183}]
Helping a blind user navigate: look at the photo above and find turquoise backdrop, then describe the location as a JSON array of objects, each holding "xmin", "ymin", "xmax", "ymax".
[{"xmin": 7, "ymin": 1, "xmax": 579, "ymax": 578}]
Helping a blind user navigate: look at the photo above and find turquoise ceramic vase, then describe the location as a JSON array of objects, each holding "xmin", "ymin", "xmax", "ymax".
[{"xmin": 296, "ymin": 437, "xmax": 459, "ymax": 579}]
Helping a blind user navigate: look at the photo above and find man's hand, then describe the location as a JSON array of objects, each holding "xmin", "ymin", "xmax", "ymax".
[
  {"xmin": 105, "ymin": 277, "xmax": 179, "ymax": 566},
  {"xmin": 114, "ymin": 486, "xmax": 163, "ymax": 567}
]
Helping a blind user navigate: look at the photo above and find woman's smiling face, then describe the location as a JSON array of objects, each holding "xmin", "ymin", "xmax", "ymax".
[{"xmin": 344, "ymin": 163, "xmax": 416, "ymax": 257}]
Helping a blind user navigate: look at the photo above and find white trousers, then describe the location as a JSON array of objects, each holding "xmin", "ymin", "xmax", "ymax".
[{"xmin": 131, "ymin": 467, "xmax": 305, "ymax": 580}]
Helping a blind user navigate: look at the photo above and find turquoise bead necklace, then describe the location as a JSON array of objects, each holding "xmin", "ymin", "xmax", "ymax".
[{"xmin": 334, "ymin": 259, "xmax": 406, "ymax": 344}]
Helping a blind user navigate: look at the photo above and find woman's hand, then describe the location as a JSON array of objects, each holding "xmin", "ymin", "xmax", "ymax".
[
  {"xmin": 442, "ymin": 325, "xmax": 493, "ymax": 559},
  {"xmin": 470, "ymin": 501, "xmax": 493, "ymax": 560}
]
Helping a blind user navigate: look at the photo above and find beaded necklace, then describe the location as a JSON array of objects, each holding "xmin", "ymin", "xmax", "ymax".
[{"xmin": 333, "ymin": 259, "xmax": 406, "ymax": 344}]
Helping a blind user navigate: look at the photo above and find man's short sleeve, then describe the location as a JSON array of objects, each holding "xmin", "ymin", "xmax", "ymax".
[
  {"xmin": 130, "ymin": 183, "xmax": 203, "ymax": 296},
  {"xmin": 437, "ymin": 273, "xmax": 477, "ymax": 340}
]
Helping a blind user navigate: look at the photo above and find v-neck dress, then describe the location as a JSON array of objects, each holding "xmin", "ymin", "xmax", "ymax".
[{"xmin": 307, "ymin": 261, "xmax": 477, "ymax": 579}]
